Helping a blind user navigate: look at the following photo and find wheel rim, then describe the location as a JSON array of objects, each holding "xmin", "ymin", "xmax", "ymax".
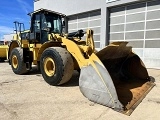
[
  {"xmin": 44, "ymin": 57, "xmax": 56, "ymax": 77},
  {"xmin": 12, "ymin": 55, "xmax": 18, "ymax": 69}
]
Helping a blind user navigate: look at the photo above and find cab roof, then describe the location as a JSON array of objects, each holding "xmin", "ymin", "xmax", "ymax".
[{"xmin": 28, "ymin": 8, "xmax": 66, "ymax": 17}]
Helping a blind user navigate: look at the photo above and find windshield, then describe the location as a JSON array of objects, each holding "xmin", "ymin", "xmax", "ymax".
[{"xmin": 41, "ymin": 13, "xmax": 62, "ymax": 34}]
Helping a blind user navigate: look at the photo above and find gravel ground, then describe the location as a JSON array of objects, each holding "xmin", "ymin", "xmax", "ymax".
[{"xmin": 0, "ymin": 62, "xmax": 160, "ymax": 120}]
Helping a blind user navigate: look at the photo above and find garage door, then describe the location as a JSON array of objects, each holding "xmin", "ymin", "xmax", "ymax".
[
  {"xmin": 109, "ymin": 0, "xmax": 160, "ymax": 68},
  {"xmin": 68, "ymin": 10, "xmax": 101, "ymax": 49}
]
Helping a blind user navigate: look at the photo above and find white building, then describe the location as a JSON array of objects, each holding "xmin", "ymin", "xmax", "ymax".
[{"xmin": 34, "ymin": 0, "xmax": 160, "ymax": 68}]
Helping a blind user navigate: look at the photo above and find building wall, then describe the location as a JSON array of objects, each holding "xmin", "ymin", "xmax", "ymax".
[
  {"xmin": 34, "ymin": 0, "xmax": 160, "ymax": 68},
  {"xmin": 67, "ymin": 10, "xmax": 101, "ymax": 50},
  {"xmin": 108, "ymin": 0, "xmax": 160, "ymax": 68},
  {"xmin": 34, "ymin": 0, "xmax": 104, "ymax": 15}
]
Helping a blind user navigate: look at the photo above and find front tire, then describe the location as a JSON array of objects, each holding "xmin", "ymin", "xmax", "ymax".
[
  {"xmin": 10, "ymin": 47, "xmax": 27, "ymax": 74},
  {"xmin": 40, "ymin": 47, "xmax": 74, "ymax": 85}
]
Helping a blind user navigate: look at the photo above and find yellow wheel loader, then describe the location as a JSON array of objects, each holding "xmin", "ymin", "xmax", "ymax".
[
  {"xmin": 8, "ymin": 9, "xmax": 155, "ymax": 115},
  {"xmin": 0, "ymin": 42, "xmax": 9, "ymax": 62}
]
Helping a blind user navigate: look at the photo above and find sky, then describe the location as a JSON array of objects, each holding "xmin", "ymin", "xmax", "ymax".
[{"xmin": 0, "ymin": 0, "xmax": 34, "ymax": 40}]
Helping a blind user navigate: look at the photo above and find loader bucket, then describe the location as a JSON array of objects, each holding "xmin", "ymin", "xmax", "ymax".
[{"xmin": 79, "ymin": 42, "xmax": 155, "ymax": 115}]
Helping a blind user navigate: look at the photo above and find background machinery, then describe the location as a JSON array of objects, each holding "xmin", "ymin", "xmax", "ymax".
[
  {"xmin": 8, "ymin": 9, "xmax": 155, "ymax": 115},
  {"xmin": 0, "ymin": 22, "xmax": 26, "ymax": 62},
  {"xmin": 0, "ymin": 43, "xmax": 8, "ymax": 62}
]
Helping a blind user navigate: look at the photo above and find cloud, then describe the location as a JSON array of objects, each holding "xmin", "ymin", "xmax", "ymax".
[
  {"xmin": 0, "ymin": 13, "xmax": 14, "ymax": 22},
  {"xmin": 0, "ymin": 26, "xmax": 14, "ymax": 40},
  {"xmin": 14, "ymin": 17, "xmax": 26, "ymax": 22},
  {"xmin": 0, "ymin": 26, "xmax": 13, "ymax": 34},
  {"xmin": 16, "ymin": 0, "xmax": 33, "ymax": 14}
]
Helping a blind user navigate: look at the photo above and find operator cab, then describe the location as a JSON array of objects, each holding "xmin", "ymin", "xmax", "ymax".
[{"xmin": 27, "ymin": 9, "xmax": 65, "ymax": 43}]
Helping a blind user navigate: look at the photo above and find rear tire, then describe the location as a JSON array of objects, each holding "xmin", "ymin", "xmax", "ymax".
[
  {"xmin": 40, "ymin": 47, "xmax": 74, "ymax": 85},
  {"xmin": 10, "ymin": 47, "xmax": 27, "ymax": 74}
]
